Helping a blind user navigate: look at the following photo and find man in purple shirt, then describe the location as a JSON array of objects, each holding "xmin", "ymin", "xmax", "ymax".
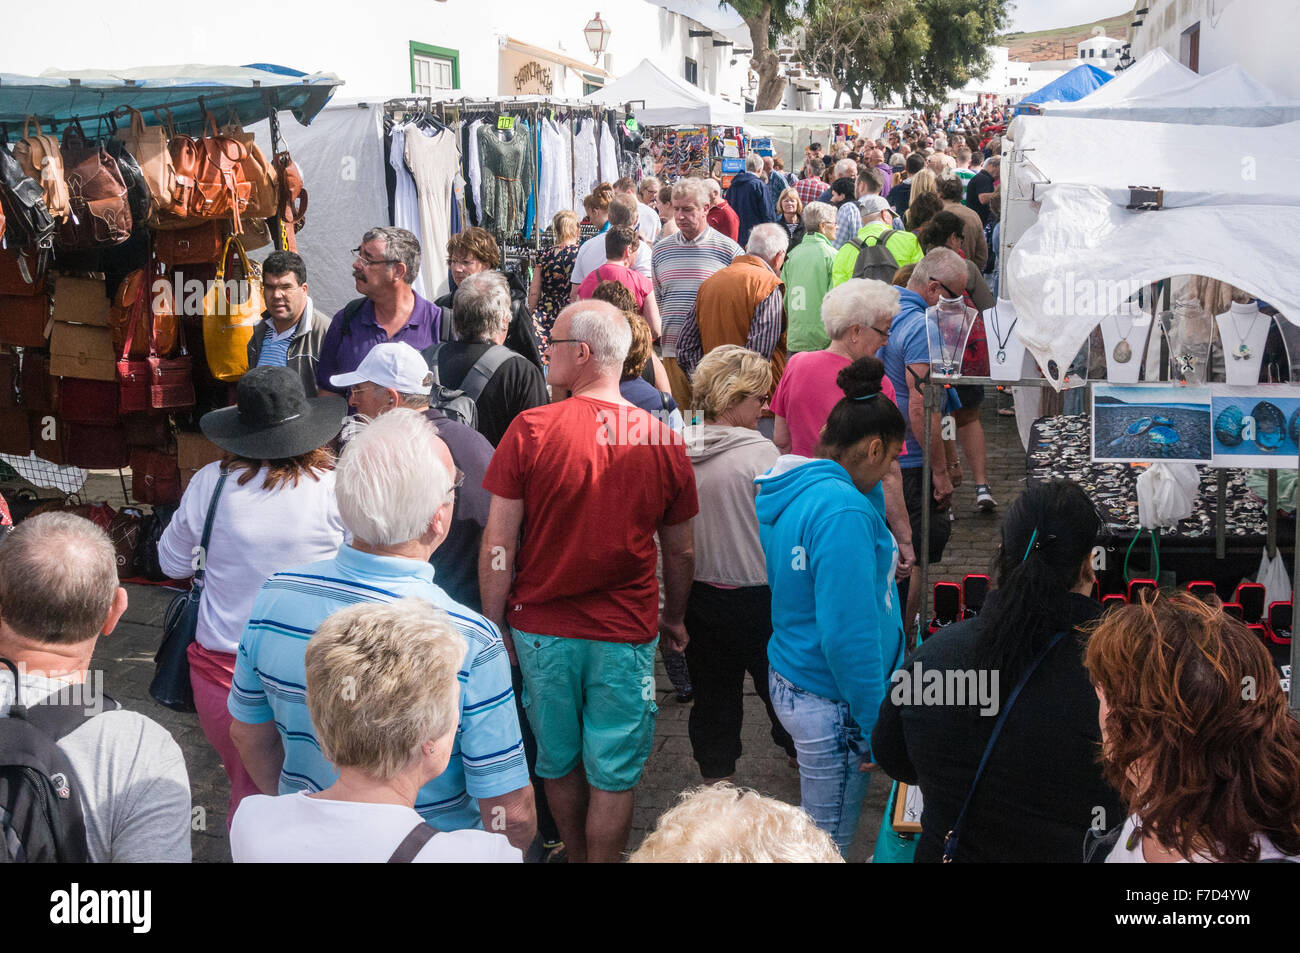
[{"xmin": 315, "ymin": 226, "xmax": 447, "ymax": 395}]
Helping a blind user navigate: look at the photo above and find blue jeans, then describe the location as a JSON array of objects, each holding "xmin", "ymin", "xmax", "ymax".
[{"xmin": 768, "ymin": 666, "xmax": 871, "ymax": 855}]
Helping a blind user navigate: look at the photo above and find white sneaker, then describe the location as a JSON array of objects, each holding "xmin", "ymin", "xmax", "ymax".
[{"xmin": 975, "ymin": 485, "xmax": 997, "ymax": 511}]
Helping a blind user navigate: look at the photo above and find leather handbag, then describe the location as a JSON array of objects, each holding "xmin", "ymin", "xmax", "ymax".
[
  {"xmin": 115, "ymin": 279, "xmax": 151, "ymax": 413},
  {"xmin": 0, "ymin": 244, "xmax": 46, "ymax": 296},
  {"xmin": 104, "ymin": 137, "xmax": 152, "ymax": 225},
  {"xmin": 221, "ymin": 118, "xmax": 278, "ymax": 220},
  {"xmin": 0, "ymin": 294, "xmax": 52, "ymax": 348},
  {"xmin": 151, "ymin": 469, "xmax": 228, "ymax": 712},
  {"xmin": 52, "ymin": 274, "xmax": 112, "ymax": 327},
  {"xmin": 0, "ymin": 349, "xmax": 15, "ymax": 408},
  {"xmin": 149, "ymin": 349, "xmax": 194, "ymax": 411},
  {"xmin": 55, "ymin": 122, "xmax": 132, "ymax": 249},
  {"xmin": 62, "ymin": 421, "xmax": 129, "ymax": 469},
  {"xmin": 107, "ymin": 506, "xmax": 145, "ymax": 579},
  {"xmin": 134, "ymin": 502, "xmax": 177, "ymax": 581},
  {"xmin": 49, "ymin": 321, "xmax": 116, "ymax": 381},
  {"xmin": 186, "ymin": 115, "xmax": 251, "ymax": 233},
  {"xmin": 115, "ymin": 107, "xmax": 176, "ymax": 219},
  {"xmin": 0, "ymin": 140, "xmax": 57, "ymax": 271},
  {"xmin": 272, "ymin": 150, "xmax": 307, "ymax": 251},
  {"xmin": 130, "ymin": 447, "xmax": 181, "ymax": 505},
  {"xmin": 28, "ymin": 411, "xmax": 64, "ymax": 463},
  {"xmin": 110, "ymin": 269, "xmax": 152, "ymax": 358},
  {"xmin": 154, "ymin": 221, "xmax": 223, "ymax": 266},
  {"xmin": 60, "ymin": 378, "xmax": 120, "ymax": 424},
  {"xmin": 202, "ymin": 235, "xmax": 262, "ymax": 381},
  {"xmin": 123, "ymin": 412, "xmax": 171, "ymax": 448},
  {"xmin": 13, "ymin": 116, "xmax": 71, "ymax": 223},
  {"xmin": 0, "ymin": 407, "xmax": 31, "ymax": 454},
  {"xmin": 17, "ymin": 350, "xmax": 58, "ymax": 414}
]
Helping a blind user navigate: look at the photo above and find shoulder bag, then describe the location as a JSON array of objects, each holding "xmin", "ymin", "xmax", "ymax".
[
  {"xmin": 149, "ymin": 469, "xmax": 227, "ymax": 712},
  {"xmin": 942, "ymin": 630, "xmax": 1066, "ymax": 863}
]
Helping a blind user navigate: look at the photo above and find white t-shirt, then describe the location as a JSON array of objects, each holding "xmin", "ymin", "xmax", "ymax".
[
  {"xmin": 636, "ymin": 202, "xmax": 661, "ymax": 244},
  {"xmin": 230, "ymin": 792, "xmax": 522, "ymax": 863},
  {"xmin": 157, "ymin": 461, "xmax": 347, "ymax": 654},
  {"xmin": 1106, "ymin": 814, "xmax": 1297, "ymax": 863},
  {"xmin": 570, "ymin": 231, "xmax": 653, "ymax": 287}
]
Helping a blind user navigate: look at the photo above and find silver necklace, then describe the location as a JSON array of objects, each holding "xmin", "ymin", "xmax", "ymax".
[
  {"xmin": 987, "ymin": 305, "xmax": 1016, "ymax": 364},
  {"xmin": 1228, "ymin": 309, "xmax": 1261, "ymax": 360},
  {"xmin": 1112, "ymin": 315, "xmax": 1136, "ymax": 364}
]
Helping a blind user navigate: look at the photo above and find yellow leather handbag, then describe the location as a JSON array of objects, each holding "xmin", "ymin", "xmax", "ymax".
[{"xmin": 202, "ymin": 235, "xmax": 263, "ymax": 381}]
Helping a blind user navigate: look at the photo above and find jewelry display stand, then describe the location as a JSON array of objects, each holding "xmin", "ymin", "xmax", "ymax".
[
  {"xmin": 1100, "ymin": 313, "xmax": 1152, "ymax": 383},
  {"xmin": 984, "ymin": 300, "xmax": 1034, "ymax": 383},
  {"xmin": 1215, "ymin": 301, "xmax": 1271, "ymax": 386}
]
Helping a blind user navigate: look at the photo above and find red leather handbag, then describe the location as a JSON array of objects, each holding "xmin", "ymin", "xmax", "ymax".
[
  {"xmin": 0, "ymin": 294, "xmax": 51, "ymax": 348},
  {"xmin": 130, "ymin": 447, "xmax": 181, "ymax": 505},
  {"xmin": 0, "ymin": 407, "xmax": 30, "ymax": 454},
  {"xmin": 62, "ymin": 421, "xmax": 129, "ymax": 469},
  {"xmin": 149, "ymin": 351, "xmax": 194, "ymax": 410},
  {"xmin": 59, "ymin": 378, "xmax": 119, "ymax": 424},
  {"xmin": 18, "ymin": 350, "xmax": 58, "ymax": 413},
  {"xmin": 115, "ymin": 275, "xmax": 151, "ymax": 413},
  {"xmin": 0, "ymin": 246, "xmax": 45, "ymax": 296}
]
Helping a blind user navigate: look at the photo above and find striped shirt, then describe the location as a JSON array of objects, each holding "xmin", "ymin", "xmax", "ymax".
[
  {"xmin": 255, "ymin": 323, "xmax": 296, "ymax": 368},
  {"xmin": 228, "ymin": 544, "xmax": 529, "ymax": 832},
  {"xmin": 651, "ymin": 226, "xmax": 742, "ymax": 358},
  {"xmin": 833, "ymin": 200, "xmax": 863, "ymax": 249}
]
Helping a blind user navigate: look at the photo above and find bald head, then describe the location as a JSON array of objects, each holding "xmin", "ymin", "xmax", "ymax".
[
  {"xmin": 0, "ymin": 513, "xmax": 119, "ymax": 644},
  {"xmin": 550, "ymin": 300, "xmax": 632, "ymax": 386}
]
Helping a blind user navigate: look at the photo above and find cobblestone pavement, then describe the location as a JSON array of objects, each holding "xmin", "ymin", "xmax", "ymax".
[{"xmin": 93, "ymin": 387, "xmax": 1025, "ymax": 863}]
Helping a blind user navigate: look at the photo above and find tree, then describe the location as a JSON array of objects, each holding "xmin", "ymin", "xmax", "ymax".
[
  {"xmin": 801, "ymin": 0, "xmax": 899, "ymax": 108},
  {"xmin": 728, "ymin": 0, "xmax": 804, "ymax": 111},
  {"xmin": 802, "ymin": 0, "xmax": 1011, "ymax": 109}
]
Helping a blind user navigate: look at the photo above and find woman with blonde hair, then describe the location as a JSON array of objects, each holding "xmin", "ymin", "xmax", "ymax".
[
  {"xmin": 682, "ymin": 345, "xmax": 797, "ymax": 782},
  {"xmin": 908, "ymin": 168, "xmax": 938, "ymax": 204},
  {"xmin": 528, "ymin": 209, "xmax": 582, "ymax": 351},
  {"xmin": 776, "ymin": 187, "xmax": 804, "ymax": 247},
  {"xmin": 159, "ymin": 366, "xmax": 347, "ymax": 823},
  {"xmin": 1085, "ymin": 592, "xmax": 1300, "ymax": 863}
]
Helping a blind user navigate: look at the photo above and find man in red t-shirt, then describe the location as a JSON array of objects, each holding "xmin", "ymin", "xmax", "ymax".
[
  {"xmin": 703, "ymin": 178, "xmax": 740, "ymax": 243},
  {"xmin": 480, "ymin": 299, "xmax": 698, "ymax": 863}
]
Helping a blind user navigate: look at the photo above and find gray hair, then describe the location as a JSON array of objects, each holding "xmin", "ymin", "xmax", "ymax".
[
  {"xmin": 746, "ymin": 223, "xmax": 788, "ymax": 262},
  {"xmin": 567, "ymin": 301, "xmax": 632, "ymax": 377},
  {"xmin": 909, "ymin": 248, "xmax": 967, "ymax": 290},
  {"xmin": 802, "ymin": 201, "xmax": 836, "ymax": 233},
  {"xmin": 984, "ymin": 155, "xmax": 1001, "ymax": 171},
  {"xmin": 703, "ymin": 177, "xmax": 722, "ymax": 198},
  {"xmin": 335, "ymin": 409, "xmax": 452, "ymax": 547},
  {"xmin": 0, "ymin": 513, "xmax": 118, "ymax": 645},
  {"xmin": 832, "ymin": 158, "xmax": 857, "ymax": 180},
  {"xmin": 362, "ymin": 226, "xmax": 421, "ymax": 284},
  {"xmin": 672, "ymin": 178, "xmax": 711, "ymax": 206},
  {"xmin": 821, "ymin": 279, "xmax": 900, "ymax": 340},
  {"xmin": 745, "ymin": 152, "xmax": 764, "ymax": 173},
  {"xmin": 452, "ymin": 271, "xmax": 512, "ymax": 342}
]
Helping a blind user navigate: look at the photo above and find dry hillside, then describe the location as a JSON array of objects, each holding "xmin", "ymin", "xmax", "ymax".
[{"xmin": 1000, "ymin": 11, "xmax": 1131, "ymax": 62}]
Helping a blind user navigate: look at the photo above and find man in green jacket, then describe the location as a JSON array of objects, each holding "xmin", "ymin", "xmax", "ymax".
[
  {"xmin": 780, "ymin": 202, "xmax": 839, "ymax": 353},
  {"xmin": 831, "ymin": 195, "xmax": 924, "ymax": 288}
]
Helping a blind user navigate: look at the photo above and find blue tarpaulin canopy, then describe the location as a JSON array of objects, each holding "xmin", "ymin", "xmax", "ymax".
[
  {"xmin": 0, "ymin": 64, "xmax": 342, "ymax": 133},
  {"xmin": 1013, "ymin": 64, "xmax": 1113, "ymax": 115}
]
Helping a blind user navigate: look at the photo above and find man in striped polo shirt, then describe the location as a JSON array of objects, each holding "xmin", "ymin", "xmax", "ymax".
[
  {"xmin": 651, "ymin": 177, "xmax": 742, "ymax": 409},
  {"xmin": 228, "ymin": 408, "xmax": 536, "ymax": 853}
]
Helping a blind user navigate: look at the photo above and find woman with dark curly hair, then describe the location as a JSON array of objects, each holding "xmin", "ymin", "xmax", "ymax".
[{"xmin": 1085, "ymin": 592, "xmax": 1300, "ymax": 863}]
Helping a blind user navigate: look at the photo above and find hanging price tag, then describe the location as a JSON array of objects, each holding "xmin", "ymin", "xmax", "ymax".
[
  {"xmin": 497, "ymin": 116, "xmax": 515, "ymax": 130},
  {"xmin": 624, "ymin": 118, "xmax": 639, "ymax": 132}
]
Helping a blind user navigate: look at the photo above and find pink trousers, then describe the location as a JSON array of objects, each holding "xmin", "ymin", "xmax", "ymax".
[{"xmin": 187, "ymin": 641, "xmax": 262, "ymax": 828}]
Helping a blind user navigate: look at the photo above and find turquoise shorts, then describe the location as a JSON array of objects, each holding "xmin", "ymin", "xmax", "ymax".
[{"xmin": 513, "ymin": 629, "xmax": 659, "ymax": 792}]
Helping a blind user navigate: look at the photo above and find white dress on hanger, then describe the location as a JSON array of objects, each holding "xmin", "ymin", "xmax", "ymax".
[
  {"xmin": 390, "ymin": 123, "xmax": 434, "ymax": 301},
  {"xmin": 467, "ymin": 118, "xmax": 484, "ymax": 226},
  {"xmin": 598, "ymin": 116, "xmax": 619, "ymax": 186},
  {"xmin": 538, "ymin": 117, "xmax": 572, "ymax": 226},
  {"xmin": 406, "ymin": 127, "xmax": 460, "ymax": 300},
  {"xmin": 572, "ymin": 119, "xmax": 599, "ymax": 212}
]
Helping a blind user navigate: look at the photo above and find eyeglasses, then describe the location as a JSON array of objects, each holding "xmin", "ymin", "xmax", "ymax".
[
  {"xmin": 451, "ymin": 467, "xmax": 465, "ymax": 490},
  {"xmin": 547, "ymin": 338, "xmax": 587, "ymax": 350},
  {"xmin": 352, "ymin": 247, "xmax": 399, "ymax": 268},
  {"xmin": 867, "ymin": 324, "xmax": 891, "ymax": 340},
  {"xmin": 939, "ymin": 281, "xmax": 964, "ymax": 300},
  {"xmin": 447, "ymin": 257, "xmax": 479, "ymax": 268},
  {"xmin": 347, "ymin": 383, "xmax": 379, "ymax": 396}
]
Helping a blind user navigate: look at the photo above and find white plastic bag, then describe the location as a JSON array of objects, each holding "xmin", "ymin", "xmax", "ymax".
[
  {"xmin": 1256, "ymin": 549, "xmax": 1292, "ymax": 607},
  {"xmin": 1135, "ymin": 463, "xmax": 1199, "ymax": 529}
]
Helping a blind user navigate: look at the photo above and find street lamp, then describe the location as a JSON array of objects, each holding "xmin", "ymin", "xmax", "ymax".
[{"xmin": 585, "ymin": 13, "xmax": 612, "ymax": 65}]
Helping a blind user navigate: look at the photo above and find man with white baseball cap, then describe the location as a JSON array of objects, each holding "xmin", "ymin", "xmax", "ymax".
[{"xmin": 329, "ymin": 341, "xmax": 435, "ymax": 420}]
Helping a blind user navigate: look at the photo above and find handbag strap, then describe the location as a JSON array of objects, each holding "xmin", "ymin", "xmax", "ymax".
[
  {"xmin": 120, "ymin": 272, "xmax": 147, "ymax": 363},
  {"xmin": 942, "ymin": 629, "xmax": 1066, "ymax": 863},
  {"xmin": 191, "ymin": 470, "xmax": 229, "ymax": 591},
  {"xmin": 387, "ymin": 822, "xmax": 437, "ymax": 862}
]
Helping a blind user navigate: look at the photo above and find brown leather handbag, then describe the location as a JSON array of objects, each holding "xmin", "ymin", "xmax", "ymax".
[
  {"xmin": 62, "ymin": 420, "xmax": 129, "ymax": 469},
  {"xmin": 0, "ymin": 407, "xmax": 31, "ymax": 454},
  {"xmin": 114, "ymin": 278, "xmax": 151, "ymax": 413},
  {"xmin": 272, "ymin": 151, "xmax": 307, "ymax": 252},
  {"xmin": 0, "ymin": 294, "xmax": 51, "ymax": 348},
  {"xmin": 18, "ymin": 350, "xmax": 58, "ymax": 414},
  {"xmin": 186, "ymin": 115, "xmax": 251, "ymax": 233},
  {"xmin": 123, "ymin": 412, "xmax": 170, "ymax": 448},
  {"xmin": 0, "ymin": 245, "xmax": 45, "ymax": 296},
  {"xmin": 130, "ymin": 447, "xmax": 181, "ymax": 505},
  {"xmin": 13, "ymin": 117, "xmax": 71, "ymax": 223},
  {"xmin": 115, "ymin": 107, "xmax": 177, "ymax": 217},
  {"xmin": 154, "ymin": 220, "xmax": 223, "ymax": 266},
  {"xmin": 0, "ymin": 349, "xmax": 15, "ymax": 408},
  {"xmin": 221, "ymin": 118, "xmax": 277, "ymax": 220},
  {"xmin": 56, "ymin": 122, "xmax": 132, "ymax": 249}
]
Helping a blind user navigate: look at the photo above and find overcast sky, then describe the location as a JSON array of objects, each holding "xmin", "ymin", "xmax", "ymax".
[{"xmin": 1009, "ymin": 0, "xmax": 1130, "ymax": 33}]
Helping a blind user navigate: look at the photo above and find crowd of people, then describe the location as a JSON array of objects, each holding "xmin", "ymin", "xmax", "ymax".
[{"xmin": 3, "ymin": 100, "xmax": 1299, "ymax": 865}]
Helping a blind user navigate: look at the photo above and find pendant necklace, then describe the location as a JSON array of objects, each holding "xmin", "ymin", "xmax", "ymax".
[
  {"xmin": 1229, "ymin": 310, "xmax": 1261, "ymax": 361},
  {"xmin": 1112, "ymin": 316, "xmax": 1136, "ymax": 364},
  {"xmin": 988, "ymin": 305, "xmax": 1016, "ymax": 364}
]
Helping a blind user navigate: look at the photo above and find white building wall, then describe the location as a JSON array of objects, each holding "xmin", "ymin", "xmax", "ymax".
[
  {"xmin": 7, "ymin": 0, "xmax": 754, "ymax": 105},
  {"xmin": 1129, "ymin": 0, "xmax": 1300, "ymax": 97}
]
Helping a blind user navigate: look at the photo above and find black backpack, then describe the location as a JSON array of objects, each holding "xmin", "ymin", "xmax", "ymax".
[
  {"xmin": 0, "ymin": 142, "xmax": 57, "ymax": 280},
  {"xmin": 849, "ymin": 228, "xmax": 902, "ymax": 283},
  {"xmin": 0, "ymin": 658, "xmax": 117, "ymax": 862},
  {"xmin": 422, "ymin": 341, "xmax": 527, "ymax": 430}
]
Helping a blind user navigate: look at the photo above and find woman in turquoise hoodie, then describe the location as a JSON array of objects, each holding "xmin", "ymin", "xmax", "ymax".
[{"xmin": 755, "ymin": 356, "xmax": 908, "ymax": 854}]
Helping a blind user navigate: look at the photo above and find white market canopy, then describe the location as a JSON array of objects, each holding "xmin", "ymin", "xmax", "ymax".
[
  {"xmin": 746, "ymin": 107, "xmax": 904, "ymax": 142},
  {"xmin": 1043, "ymin": 48, "xmax": 1195, "ymax": 113},
  {"xmin": 1043, "ymin": 59, "xmax": 1300, "ymax": 126},
  {"xmin": 1005, "ymin": 114, "xmax": 1300, "ymax": 383},
  {"xmin": 583, "ymin": 58, "xmax": 747, "ymax": 127}
]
